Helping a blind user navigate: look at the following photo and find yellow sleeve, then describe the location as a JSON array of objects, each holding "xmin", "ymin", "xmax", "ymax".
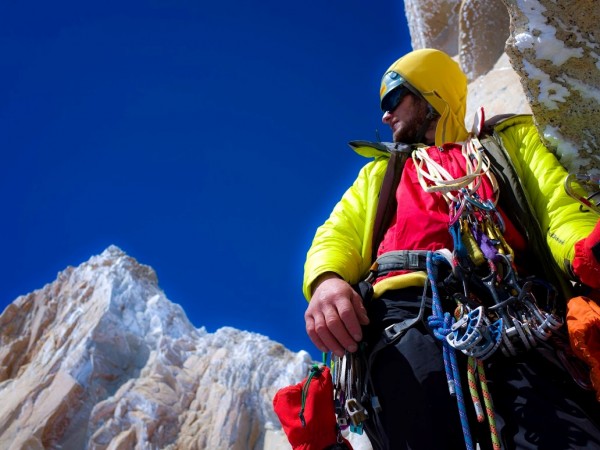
[
  {"xmin": 302, "ymin": 158, "xmax": 387, "ymax": 301},
  {"xmin": 496, "ymin": 116, "xmax": 599, "ymax": 278}
]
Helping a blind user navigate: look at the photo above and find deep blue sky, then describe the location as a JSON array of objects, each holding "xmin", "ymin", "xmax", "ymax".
[{"xmin": 0, "ymin": 0, "xmax": 411, "ymax": 359}]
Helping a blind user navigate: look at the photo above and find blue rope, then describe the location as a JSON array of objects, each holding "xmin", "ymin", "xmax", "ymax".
[
  {"xmin": 428, "ymin": 311, "xmax": 454, "ymax": 394},
  {"xmin": 426, "ymin": 251, "xmax": 474, "ymax": 450}
]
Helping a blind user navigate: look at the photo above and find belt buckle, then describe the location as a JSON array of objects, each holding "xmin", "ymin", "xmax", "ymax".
[
  {"xmin": 384, "ymin": 322, "xmax": 399, "ymax": 341},
  {"xmin": 383, "ymin": 321, "xmax": 409, "ymax": 342},
  {"xmin": 409, "ymin": 252, "xmax": 419, "ymax": 269}
]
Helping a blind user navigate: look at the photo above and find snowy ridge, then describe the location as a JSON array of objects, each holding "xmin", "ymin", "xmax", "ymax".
[{"xmin": 0, "ymin": 246, "xmax": 311, "ymax": 449}]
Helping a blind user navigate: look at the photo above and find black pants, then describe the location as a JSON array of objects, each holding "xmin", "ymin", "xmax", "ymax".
[{"xmin": 362, "ymin": 289, "xmax": 600, "ymax": 450}]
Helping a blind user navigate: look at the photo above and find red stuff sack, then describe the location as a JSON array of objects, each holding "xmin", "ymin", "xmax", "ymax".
[{"xmin": 273, "ymin": 364, "xmax": 352, "ymax": 450}]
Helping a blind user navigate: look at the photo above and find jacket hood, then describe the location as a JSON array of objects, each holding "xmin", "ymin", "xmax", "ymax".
[{"xmin": 381, "ymin": 49, "xmax": 469, "ymax": 146}]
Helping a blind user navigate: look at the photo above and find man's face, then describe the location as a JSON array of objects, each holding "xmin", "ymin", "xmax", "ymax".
[{"xmin": 382, "ymin": 93, "xmax": 430, "ymax": 144}]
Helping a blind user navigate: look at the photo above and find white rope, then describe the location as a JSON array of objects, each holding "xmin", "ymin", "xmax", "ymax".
[{"xmin": 411, "ymin": 135, "xmax": 499, "ymax": 206}]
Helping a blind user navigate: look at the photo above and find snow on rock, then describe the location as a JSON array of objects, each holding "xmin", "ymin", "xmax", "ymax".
[
  {"xmin": 406, "ymin": 0, "xmax": 600, "ymax": 175},
  {"xmin": 0, "ymin": 246, "xmax": 312, "ymax": 450},
  {"xmin": 503, "ymin": 0, "xmax": 600, "ymax": 176}
]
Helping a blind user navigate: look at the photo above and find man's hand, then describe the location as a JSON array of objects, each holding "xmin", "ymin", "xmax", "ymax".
[{"xmin": 304, "ymin": 273, "xmax": 370, "ymax": 357}]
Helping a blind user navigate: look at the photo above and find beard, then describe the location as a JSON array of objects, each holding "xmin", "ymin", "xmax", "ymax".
[{"xmin": 392, "ymin": 97, "xmax": 431, "ymax": 144}]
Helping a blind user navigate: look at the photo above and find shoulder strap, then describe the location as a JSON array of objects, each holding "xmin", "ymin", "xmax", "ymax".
[
  {"xmin": 481, "ymin": 113, "xmax": 519, "ymax": 135},
  {"xmin": 371, "ymin": 143, "xmax": 412, "ymax": 262},
  {"xmin": 478, "ymin": 124, "xmax": 573, "ymax": 304}
]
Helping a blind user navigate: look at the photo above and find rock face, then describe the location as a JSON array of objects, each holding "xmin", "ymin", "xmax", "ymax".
[
  {"xmin": 405, "ymin": 0, "xmax": 600, "ymax": 176},
  {"xmin": 404, "ymin": 0, "xmax": 510, "ymax": 81},
  {"xmin": 404, "ymin": 0, "xmax": 461, "ymax": 57},
  {"xmin": 404, "ymin": 0, "xmax": 529, "ymax": 125},
  {"xmin": 502, "ymin": 0, "xmax": 600, "ymax": 176},
  {"xmin": 0, "ymin": 246, "xmax": 310, "ymax": 450},
  {"xmin": 465, "ymin": 52, "xmax": 532, "ymax": 128}
]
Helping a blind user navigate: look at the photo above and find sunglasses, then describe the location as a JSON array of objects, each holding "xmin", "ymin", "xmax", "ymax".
[{"xmin": 381, "ymin": 85, "xmax": 411, "ymax": 113}]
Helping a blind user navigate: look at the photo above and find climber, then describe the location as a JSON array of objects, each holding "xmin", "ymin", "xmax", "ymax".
[{"xmin": 302, "ymin": 48, "xmax": 600, "ymax": 449}]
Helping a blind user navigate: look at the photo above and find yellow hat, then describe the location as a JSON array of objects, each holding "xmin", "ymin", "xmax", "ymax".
[{"xmin": 380, "ymin": 49, "xmax": 468, "ymax": 145}]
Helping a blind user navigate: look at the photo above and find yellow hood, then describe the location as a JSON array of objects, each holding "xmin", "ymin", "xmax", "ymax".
[{"xmin": 381, "ymin": 49, "xmax": 468, "ymax": 145}]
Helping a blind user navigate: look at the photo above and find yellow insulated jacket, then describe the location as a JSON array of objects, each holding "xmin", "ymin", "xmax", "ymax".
[{"xmin": 303, "ymin": 115, "xmax": 599, "ymax": 301}]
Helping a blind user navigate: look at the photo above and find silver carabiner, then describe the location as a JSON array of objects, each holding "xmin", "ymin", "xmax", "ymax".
[{"xmin": 564, "ymin": 173, "xmax": 600, "ymax": 214}]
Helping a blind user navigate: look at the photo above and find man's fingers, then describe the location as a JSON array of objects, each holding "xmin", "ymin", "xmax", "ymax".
[
  {"xmin": 307, "ymin": 310, "xmax": 346, "ymax": 356},
  {"xmin": 323, "ymin": 306, "xmax": 357, "ymax": 354},
  {"xmin": 305, "ymin": 315, "xmax": 328, "ymax": 353},
  {"xmin": 336, "ymin": 297, "xmax": 364, "ymax": 343},
  {"xmin": 305, "ymin": 306, "xmax": 357, "ymax": 356},
  {"xmin": 352, "ymin": 290, "xmax": 371, "ymax": 325}
]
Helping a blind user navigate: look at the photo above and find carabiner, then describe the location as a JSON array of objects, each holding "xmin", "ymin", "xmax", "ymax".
[{"xmin": 564, "ymin": 173, "xmax": 600, "ymax": 214}]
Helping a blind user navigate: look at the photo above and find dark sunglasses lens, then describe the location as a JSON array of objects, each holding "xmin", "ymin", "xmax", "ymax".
[{"xmin": 383, "ymin": 86, "xmax": 408, "ymax": 112}]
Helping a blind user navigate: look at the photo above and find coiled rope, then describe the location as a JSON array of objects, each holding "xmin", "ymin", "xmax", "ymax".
[{"xmin": 412, "ymin": 137, "xmax": 498, "ymax": 206}]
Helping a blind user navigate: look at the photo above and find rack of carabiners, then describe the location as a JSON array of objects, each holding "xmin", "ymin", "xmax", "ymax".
[
  {"xmin": 417, "ymin": 133, "xmax": 565, "ymax": 449},
  {"xmin": 424, "ymin": 188, "xmax": 563, "ymax": 450},
  {"xmin": 439, "ymin": 189, "xmax": 564, "ymax": 360}
]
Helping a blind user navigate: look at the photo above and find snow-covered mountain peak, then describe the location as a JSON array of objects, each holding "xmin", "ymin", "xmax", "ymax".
[{"xmin": 0, "ymin": 246, "xmax": 309, "ymax": 449}]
